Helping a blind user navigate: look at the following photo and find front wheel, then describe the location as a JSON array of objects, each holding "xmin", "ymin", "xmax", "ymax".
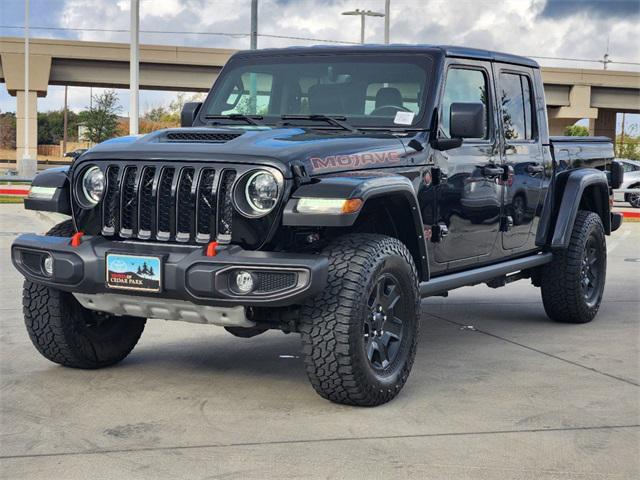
[
  {"xmin": 22, "ymin": 220, "xmax": 146, "ymax": 368},
  {"xmin": 539, "ymin": 211, "xmax": 607, "ymax": 323},
  {"xmin": 300, "ymin": 234, "xmax": 420, "ymax": 406}
]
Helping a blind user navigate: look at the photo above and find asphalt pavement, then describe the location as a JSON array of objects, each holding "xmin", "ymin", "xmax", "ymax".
[{"xmin": 0, "ymin": 204, "xmax": 638, "ymax": 479}]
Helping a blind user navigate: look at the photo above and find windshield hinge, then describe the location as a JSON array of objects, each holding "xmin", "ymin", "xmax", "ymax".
[{"xmin": 292, "ymin": 162, "xmax": 312, "ymax": 187}]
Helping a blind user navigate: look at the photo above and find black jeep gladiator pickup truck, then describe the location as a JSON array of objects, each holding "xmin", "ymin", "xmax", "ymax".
[{"xmin": 12, "ymin": 45, "xmax": 625, "ymax": 406}]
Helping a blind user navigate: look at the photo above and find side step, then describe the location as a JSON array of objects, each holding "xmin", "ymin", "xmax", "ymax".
[{"xmin": 419, "ymin": 253, "xmax": 553, "ymax": 298}]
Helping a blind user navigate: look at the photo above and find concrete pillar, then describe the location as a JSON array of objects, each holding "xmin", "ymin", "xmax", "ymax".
[
  {"xmin": 547, "ymin": 84, "xmax": 599, "ymax": 136},
  {"xmin": 548, "ymin": 116, "xmax": 579, "ymax": 136},
  {"xmin": 590, "ymin": 108, "xmax": 616, "ymax": 140},
  {"xmin": 0, "ymin": 52, "xmax": 51, "ymax": 173},
  {"xmin": 15, "ymin": 90, "xmax": 38, "ymax": 164}
]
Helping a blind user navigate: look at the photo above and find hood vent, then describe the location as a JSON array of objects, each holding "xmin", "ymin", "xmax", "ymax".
[{"xmin": 163, "ymin": 131, "xmax": 243, "ymax": 143}]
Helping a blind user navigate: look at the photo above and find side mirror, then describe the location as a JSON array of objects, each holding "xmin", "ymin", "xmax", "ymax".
[
  {"xmin": 450, "ymin": 102, "xmax": 485, "ymax": 139},
  {"xmin": 609, "ymin": 160, "xmax": 625, "ymax": 189},
  {"xmin": 181, "ymin": 102, "xmax": 202, "ymax": 127}
]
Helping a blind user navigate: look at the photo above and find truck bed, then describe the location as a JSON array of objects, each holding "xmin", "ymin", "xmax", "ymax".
[{"xmin": 549, "ymin": 136, "xmax": 614, "ymax": 170}]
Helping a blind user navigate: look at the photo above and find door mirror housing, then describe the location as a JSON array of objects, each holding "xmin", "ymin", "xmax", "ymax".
[
  {"xmin": 449, "ymin": 102, "xmax": 485, "ymax": 139},
  {"xmin": 609, "ymin": 160, "xmax": 625, "ymax": 189},
  {"xmin": 430, "ymin": 138, "xmax": 463, "ymax": 151},
  {"xmin": 181, "ymin": 102, "xmax": 202, "ymax": 127}
]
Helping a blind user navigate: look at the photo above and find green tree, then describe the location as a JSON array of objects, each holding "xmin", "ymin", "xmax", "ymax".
[
  {"xmin": 168, "ymin": 92, "xmax": 205, "ymax": 118},
  {"xmin": 564, "ymin": 124, "xmax": 590, "ymax": 136},
  {"xmin": 79, "ymin": 90, "xmax": 121, "ymax": 143},
  {"xmin": 0, "ymin": 112, "xmax": 16, "ymax": 149},
  {"xmin": 37, "ymin": 110, "xmax": 81, "ymax": 144},
  {"xmin": 144, "ymin": 106, "xmax": 170, "ymax": 122},
  {"xmin": 616, "ymin": 134, "xmax": 640, "ymax": 160}
]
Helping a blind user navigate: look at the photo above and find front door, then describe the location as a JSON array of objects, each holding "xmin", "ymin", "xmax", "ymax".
[
  {"xmin": 432, "ymin": 61, "xmax": 502, "ymax": 265},
  {"xmin": 494, "ymin": 65, "xmax": 544, "ymax": 250}
]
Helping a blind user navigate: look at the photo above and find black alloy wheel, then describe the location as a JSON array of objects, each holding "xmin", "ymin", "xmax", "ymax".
[
  {"xmin": 364, "ymin": 274, "xmax": 407, "ymax": 371},
  {"xmin": 580, "ymin": 234, "xmax": 604, "ymax": 308}
]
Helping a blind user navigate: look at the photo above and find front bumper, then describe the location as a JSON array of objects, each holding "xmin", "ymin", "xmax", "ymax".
[{"xmin": 11, "ymin": 234, "xmax": 328, "ymax": 308}]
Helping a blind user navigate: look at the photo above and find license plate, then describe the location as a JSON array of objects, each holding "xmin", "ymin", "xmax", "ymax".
[{"xmin": 106, "ymin": 254, "xmax": 162, "ymax": 292}]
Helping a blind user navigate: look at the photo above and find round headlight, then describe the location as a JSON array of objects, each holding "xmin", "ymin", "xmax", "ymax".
[
  {"xmin": 81, "ymin": 166, "xmax": 105, "ymax": 206},
  {"xmin": 244, "ymin": 171, "xmax": 279, "ymax": 214}
]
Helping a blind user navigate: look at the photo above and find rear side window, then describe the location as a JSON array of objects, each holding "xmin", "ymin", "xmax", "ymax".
[
  {"xmin": 440, "ymin": 68, "xmax": 489, "ymax": 139},
  {"xmin": 499, "ymin": 72, "xmax": 534, "ymax": 140}
]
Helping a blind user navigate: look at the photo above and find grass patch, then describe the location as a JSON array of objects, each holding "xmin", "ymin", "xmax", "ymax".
[{"xmin": 0, "ymin": 195, "xmax": 24, "ymax": 204}]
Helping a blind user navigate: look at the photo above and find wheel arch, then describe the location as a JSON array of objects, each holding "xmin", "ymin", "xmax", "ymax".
[
  {"xmin": 23, "ymin": 166, "xmax": 72, "ymax": 215},
  {"xmin": 283, "ymin": 174, "xmax": 429, "ymax": 281},
  {"xmin": 537, "ymin": 168, "xmax": 611, "ymax": 249}
]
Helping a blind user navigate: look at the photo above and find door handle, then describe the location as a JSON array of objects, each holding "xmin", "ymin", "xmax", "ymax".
[
  {"xmin": 482, "ymin": 165, "xmax": 504, "ymax": 177},
  {"xmin": 526, "ymin": 163, "xmax": 545, "ymax": 174}
]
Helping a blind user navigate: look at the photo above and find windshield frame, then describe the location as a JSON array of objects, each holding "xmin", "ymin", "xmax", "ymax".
[{"xmin": 197, "ymin": 51, "xmax": 436, "ymax": 130}]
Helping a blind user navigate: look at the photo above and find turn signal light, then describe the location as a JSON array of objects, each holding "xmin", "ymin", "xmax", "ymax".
[{"xmin": 341, "ymin": 198, "xmax": 363, "ymax": 214}]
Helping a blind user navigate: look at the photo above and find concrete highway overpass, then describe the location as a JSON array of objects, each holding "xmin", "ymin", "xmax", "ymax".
[{"xmin": 1, "ymin": 36, "xmax": 639, "ymax": 165}]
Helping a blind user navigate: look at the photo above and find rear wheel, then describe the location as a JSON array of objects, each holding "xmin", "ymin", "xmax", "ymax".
[
  {"xmin": 23, "ymin": 220, "xmax": 146, "ymax": 368},
  {"xmin": 300, "ymin": 234, "xmax": 420, "ymax": 406},
  {"xmin": 539, "ymin": 211, "xmax": 606, "ymax": 323}
]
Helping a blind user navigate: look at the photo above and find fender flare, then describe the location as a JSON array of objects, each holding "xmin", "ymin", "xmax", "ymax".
[
  {"xmin": 23, "ymin": 167, "xmax": 71, "ymax": 215},
  {"xmin": 537, "ymin": 168, "xmax": 610, "ymax": 249},
  {"xmin": 283, "ymin": 174, "xmax": 429, "ymax": 280}
]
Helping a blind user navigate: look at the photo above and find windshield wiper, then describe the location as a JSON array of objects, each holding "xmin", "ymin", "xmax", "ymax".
[
  {"xmin": 204, "ymin": 114, "xmax": 264, "ymax": 126},
  {"xmin": 279, "ymin": 114, "xmax": 360, "ymax": 133}
]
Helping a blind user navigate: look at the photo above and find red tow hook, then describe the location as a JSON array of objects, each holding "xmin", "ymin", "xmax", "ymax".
[
  {"xmin": 206, "ymin": 241, "xmax": 219, "ymax": 257},
  {"xmin": 70, "ymin": 231, "xmax": 84, "ymax": 247}
]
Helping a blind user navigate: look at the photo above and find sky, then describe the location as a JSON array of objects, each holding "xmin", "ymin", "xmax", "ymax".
[{"xmin": 1, "ymin": 0, "xmax": 639, "ymax": 132}]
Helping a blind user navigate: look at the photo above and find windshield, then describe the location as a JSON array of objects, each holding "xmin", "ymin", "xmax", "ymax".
[{"xmin": 201, "ymin": 54, "xmax": 433, "ymax": 128}]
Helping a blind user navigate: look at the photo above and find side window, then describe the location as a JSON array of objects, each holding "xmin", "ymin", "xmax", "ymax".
[
  {"xmin": 440, "ymin": 68, "xmax": 489, "ymax": 139},
  {"xmin": 499, "ymin": 72, "xmax": 534, "ymax": 140},
  {"xmin": 222, "ymin": 72, "xmax": 273, "ymax": 115}
]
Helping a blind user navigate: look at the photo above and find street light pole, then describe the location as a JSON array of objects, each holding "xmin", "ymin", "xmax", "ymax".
[
  {"xmin": 130, "ymin": 0, "xmax": 140, "ymax": 135},
  {"xmin": 249, "ymin": 0, "xmax": 258, "ymax": 113},
  {"xmin": 250, "ymin": 0, "xmax": 258, "ymax": 50},
  {"xmin": 20, "ymin": 0, "xmax": 35, "ymax": 177},
  {"xmin": 384, "ymin": 0, "xmax": 390, "ymax": 44},
  {"xmin": 342, "ymin": 9, "xmax": 385, "ymax": 44}
]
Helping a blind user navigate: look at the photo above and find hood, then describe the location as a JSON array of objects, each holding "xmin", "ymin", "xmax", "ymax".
[{"xmin": 80, "ymin": 127, "xmax": 410, "ymax": 178}]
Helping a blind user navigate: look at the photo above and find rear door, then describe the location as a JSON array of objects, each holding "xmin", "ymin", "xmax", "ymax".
[
  {"xmin": 432, "ymin": 60, "xmax": 502, "ymax": 266},
  {"xmin": 494, "ymin": 65, "xmax": 544, "ymax": 251}
]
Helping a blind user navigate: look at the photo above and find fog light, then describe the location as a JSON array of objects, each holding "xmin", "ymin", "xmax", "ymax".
[
  {"xmin": 42, "ymin": 255, "xmax": 53, "ymax": 277},
  {"xmin": 235, "ymin": 271, "xmax": 255, "ymax": 294}
]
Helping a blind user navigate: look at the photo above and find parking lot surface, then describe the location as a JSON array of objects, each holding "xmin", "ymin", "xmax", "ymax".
[{"xmin": 1, "ymin": 204, "xmax": 638, "ymax": 479}]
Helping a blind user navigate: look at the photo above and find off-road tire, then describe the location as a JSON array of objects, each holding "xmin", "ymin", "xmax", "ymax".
[
  {"xmin": 23, "ymin": 220, "xmax": 146, "ymax": 368},
  {"xmin": 539, "ymin": 211, "xmax": 606, "ymax": 323},
  {"xmin": 299, "ymin": 234, "xmax": 420, "ymax": 406}
]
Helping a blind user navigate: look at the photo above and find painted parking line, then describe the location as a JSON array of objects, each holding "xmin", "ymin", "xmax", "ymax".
[{"xmin": 607, "ymin": 229, "xmax": 631, "ymax": 254}]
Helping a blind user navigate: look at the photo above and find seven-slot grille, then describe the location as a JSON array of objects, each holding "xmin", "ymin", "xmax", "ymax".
[{"xmin": 100, "ymin": 164, "xmax": 237, "ymax": 244}]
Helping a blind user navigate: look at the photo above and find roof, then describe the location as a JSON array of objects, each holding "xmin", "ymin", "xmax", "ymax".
[{"xmin": 232, "ymin": 44, "xmax": 539, "ymax": 68}]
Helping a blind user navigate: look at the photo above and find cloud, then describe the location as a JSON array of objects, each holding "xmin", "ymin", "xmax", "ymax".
[
  {"xmin": 539, "ymin": 0, "xmax": 640, "ymax": 19},
  {"xmin": 45, "ymin": 0, "xmax": 638, "ymax": 67},
  {"xmin": 1, "ymin": 0, "xmax": 639, "ymax": 116}
]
